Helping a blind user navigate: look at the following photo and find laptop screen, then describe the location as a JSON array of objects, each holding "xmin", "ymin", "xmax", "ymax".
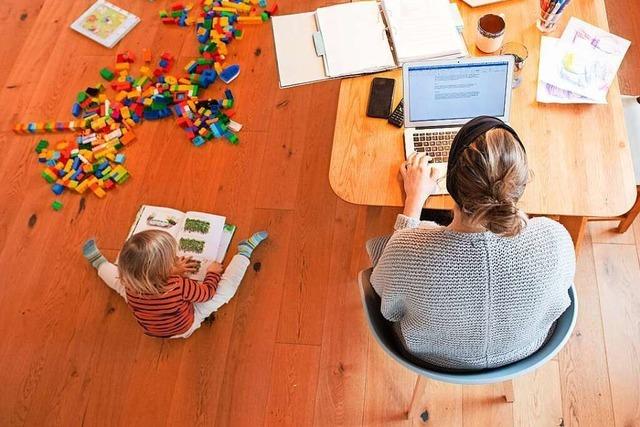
[{"xmin": 407, "ymin": 61, "xmax": 510, "ymax": 123}]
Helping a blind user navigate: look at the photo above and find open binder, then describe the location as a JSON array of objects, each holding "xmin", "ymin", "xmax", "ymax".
[{"xmin": 272, "ymin": 0, "xmax": 467, "ymax": 88}]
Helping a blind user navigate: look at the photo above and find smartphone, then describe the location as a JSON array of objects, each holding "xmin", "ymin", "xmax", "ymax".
[{"xmin": 366, "ymin": 78, "xmax": 395, "ymax": 119}]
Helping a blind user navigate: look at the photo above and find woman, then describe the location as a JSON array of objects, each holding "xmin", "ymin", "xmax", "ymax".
[{"xmin": 367, "ymin": 116, "xmax": 575, "ymax": 370}]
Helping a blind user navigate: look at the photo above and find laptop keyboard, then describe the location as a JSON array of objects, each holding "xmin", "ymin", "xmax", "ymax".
[{"xmin": 412, "ymin": 129, "xmax": 458, "ymax": 163}]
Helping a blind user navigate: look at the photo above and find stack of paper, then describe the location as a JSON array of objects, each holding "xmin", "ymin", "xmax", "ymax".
[
  {"xmin": 537, "ymin": 18, "xmax": 631, "ymax": 104},
  {"xmin": 315, "ymin": 1, "xmax": 396, "ymax": 77},
  {"xmin": 382, "ymin": 0, "xmax": 465, "ymax": 63}
]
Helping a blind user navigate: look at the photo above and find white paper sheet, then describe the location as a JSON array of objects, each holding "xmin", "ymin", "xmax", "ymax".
[
  {"xmin": 315, "ymin": 1, "xmax": 396, "ymax": 77},
  {"xmin": 382, "ymin": 0, "xmax": 462, "ymax": 63},
  {"xmin": 272, "ymin": 13, "xmax": 328, "ymax": 87},
  {"xmin": 538, "ymin": 18, "xmax": 630, "ymax": 103},
  {"xmin": 536, "ymin": 37, "xmax": 607, "ymax": 104}
]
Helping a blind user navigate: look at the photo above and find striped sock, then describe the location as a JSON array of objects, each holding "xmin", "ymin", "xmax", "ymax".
[
  {"xmin": 83, "ymin": 239, "xmax": 107, "ymax": 269},
  {"xmin": 237, "ymin": 231, "xmax": 268, "ymax": 259}
]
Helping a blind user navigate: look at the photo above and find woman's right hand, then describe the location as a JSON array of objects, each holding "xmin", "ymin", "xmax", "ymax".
[{"xmin": 400, "ymin": 153, "xmax": 440, "ymax": 218}]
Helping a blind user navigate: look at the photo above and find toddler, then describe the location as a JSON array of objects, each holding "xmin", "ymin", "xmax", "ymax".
[{"xmin": 82, "ymin": 229, "xmax": 267, "ymax": 338}]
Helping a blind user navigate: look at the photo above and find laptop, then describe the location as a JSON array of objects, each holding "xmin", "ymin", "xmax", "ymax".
[{"xmin": 402, "ymin": 56, "xmax": 514, "ymax": 194}]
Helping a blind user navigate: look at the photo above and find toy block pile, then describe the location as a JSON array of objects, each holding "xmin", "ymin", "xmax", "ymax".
[
  {"xmin": 13, "ymin": 0, "xmax": 278, "ymax": 208},
  {"xmin": 35, "ymin": 124, "xmax": 134, "ymax": 200}
]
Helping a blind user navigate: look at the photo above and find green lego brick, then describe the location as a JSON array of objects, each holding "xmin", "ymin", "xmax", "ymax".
[
  {"xmin": 51, "ymin": 200, "xmax": 63, "ymax": 211},
  {"xmin": 35, "ymin": 139, "xmax": 49, "ymax": 153},
  {"xmin": 100, "ymin": 68, "xmax": 115, "ymax": 81}
]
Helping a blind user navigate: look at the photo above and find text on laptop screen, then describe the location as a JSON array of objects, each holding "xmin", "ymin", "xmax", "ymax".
[{"xmin": 408, "ymin": 62, "xmax": 509, "ymax": 123}]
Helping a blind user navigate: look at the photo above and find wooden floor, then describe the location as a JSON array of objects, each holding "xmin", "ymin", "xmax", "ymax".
[{"xmin": 1, "ymin": 0, "xmax": 639, "ymax": 426}]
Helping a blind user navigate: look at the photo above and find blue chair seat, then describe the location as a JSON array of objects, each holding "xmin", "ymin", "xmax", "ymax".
[{"xmin": 358, "ymin": 267, "xmax": 578, "ymax": 386}]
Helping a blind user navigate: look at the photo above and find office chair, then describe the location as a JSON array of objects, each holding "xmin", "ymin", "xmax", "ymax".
[{"xmin": 358, "ymin": 268, "xmax": 578, "ymax": 422}]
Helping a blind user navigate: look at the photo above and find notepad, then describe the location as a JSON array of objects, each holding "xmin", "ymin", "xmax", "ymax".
[
  {"xmin": 271, "ymin": 0, "xmax": 466, "ymax": 87},
  {"xmin": 382, "ymin": 0, "xmax": 462, "ymax": 63},
  {"xmin": 315, "ymin": 2, "xmax": 396, "ymax": 78}
]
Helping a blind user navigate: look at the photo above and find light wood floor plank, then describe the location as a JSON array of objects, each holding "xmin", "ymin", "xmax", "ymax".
[
  {"xmin": 214, "ymin": 209, "xmax": 295, "ymax": 426},
  {"xmin": 264, "ymin": 343, "xmax": 322, "ymax": 426},
  {"xmin": 312, "ymin": 202, "xmax": 370, "ymax": 427},
  {"xmin": 513, "ymin": 361, "xmax": 564, "ymax": 427},
  {"xmin": 593, "ymin": 243, "xmax": 640, "ymax": 426},
  {"xmin": 559, "ymin": 229, "xmax": 616, "ymax": 426},
  {"xmin": 589, "ymin": 221, "xmax": 636, "ymax": 245}
]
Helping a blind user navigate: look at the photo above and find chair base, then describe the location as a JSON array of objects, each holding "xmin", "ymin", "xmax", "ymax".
[{"xmin": 406, "ymin": 376, "xmax": 515, "ymax": 421}]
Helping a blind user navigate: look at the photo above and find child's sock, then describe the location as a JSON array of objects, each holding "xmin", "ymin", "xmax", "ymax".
[
  {"xmin": 237, "ymin": 231, "xmax": 268, "ymax": 259},
  {"xmin": 83, "ymin": 239, "xmax": 107, "ymax": 269}
]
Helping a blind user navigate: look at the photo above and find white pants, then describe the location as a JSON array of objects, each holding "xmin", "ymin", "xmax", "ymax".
[{"xmin": 97, "ymin": 254, "xmax": 251, "ymax": 338}]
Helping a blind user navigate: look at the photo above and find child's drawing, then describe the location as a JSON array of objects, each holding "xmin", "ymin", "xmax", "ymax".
[{"xmin": 81, "ymin": 4, "xmax": 127, "ymax": 40}]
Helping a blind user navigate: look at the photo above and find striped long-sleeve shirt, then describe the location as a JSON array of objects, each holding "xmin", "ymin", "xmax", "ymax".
[{"xmin": 125, "ymin": 272, "xmax": 221, "ymax": 338}]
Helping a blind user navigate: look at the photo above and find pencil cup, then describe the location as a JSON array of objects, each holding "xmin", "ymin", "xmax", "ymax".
[{"xmin": 536, "ymin": 0, "xmax": 571, "ymax": 33}]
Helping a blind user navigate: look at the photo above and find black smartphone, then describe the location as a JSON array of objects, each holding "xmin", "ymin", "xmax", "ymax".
[{"xmin": 366, "ymin": 77, "xmax": 395, "ymax": 119}]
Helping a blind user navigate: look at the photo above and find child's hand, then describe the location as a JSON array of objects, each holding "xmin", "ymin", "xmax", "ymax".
[
  {"xmin": 173, "ymin": 256, "xmax": 200, "ymax": 276},
  {"xmin": 207, "ymin": 262, "xmax": 224, "ymax": 274}
]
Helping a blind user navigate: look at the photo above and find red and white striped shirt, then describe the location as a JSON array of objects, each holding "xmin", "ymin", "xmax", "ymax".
[{"xmin": 125, "ymin": 272, "xmax": 221, "ymax": 337}]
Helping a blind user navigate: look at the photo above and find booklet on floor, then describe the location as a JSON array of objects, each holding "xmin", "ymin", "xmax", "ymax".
[{"xmin": 125, "ymin": 205, "xmax": 236, "ymax": 281}]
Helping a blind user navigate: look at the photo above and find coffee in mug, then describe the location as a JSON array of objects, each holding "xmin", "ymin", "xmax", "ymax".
[{"xmin": 476, "ymin": 14, "xmax": 506, "ymax": 53}]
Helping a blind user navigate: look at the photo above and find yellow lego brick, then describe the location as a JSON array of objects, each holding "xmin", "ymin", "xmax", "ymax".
[
  {"xmin": 75, "ymin": 180, "xmax": 89, "ymax": 194},
  {"xmin": 91, "ymin": 185, "xmax": 107, "ymax": 198},
  {"xmin": 211, "ymin": 7, "xmax": 237, "ymax": 13},
  {"xmin": 238, "ymin": 16, "xmax": 263, "ymax": 24},
  {"xmin": 115, "ymin": 91, "xmax": 128, "ymax": 102},
  {"xmin": 221, "ymin": 1, "xmax": 250, "ymax": 11}
]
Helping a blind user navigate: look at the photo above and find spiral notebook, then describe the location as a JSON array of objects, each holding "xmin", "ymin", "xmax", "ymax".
[{"xmin": 272, "ymin": 0, "xmax": 465, "ymax": 87}]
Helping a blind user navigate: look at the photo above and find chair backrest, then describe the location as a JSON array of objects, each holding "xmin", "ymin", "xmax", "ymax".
[
  {"xmin": 622, "ymin": 95, "xmax": 640, "ymax": 184},
  {"xmin": 358, "ymin": 268, "xmax": 578, "ymax": 385}
]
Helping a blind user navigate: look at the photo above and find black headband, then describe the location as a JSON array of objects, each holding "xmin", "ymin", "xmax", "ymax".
[{"xmin": 446, "ymin": 116, "xmax": 526, "ymax": 205}]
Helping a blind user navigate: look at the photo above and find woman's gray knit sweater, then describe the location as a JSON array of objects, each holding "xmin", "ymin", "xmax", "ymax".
[{"xmin": 367, "ymin": 215, "xmax": 575, "ymax": 370}]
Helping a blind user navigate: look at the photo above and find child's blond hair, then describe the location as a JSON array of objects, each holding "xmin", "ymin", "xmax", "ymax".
[{"xmin": 118, "ymin": 230, "xmax": 177, "ymax": 295}]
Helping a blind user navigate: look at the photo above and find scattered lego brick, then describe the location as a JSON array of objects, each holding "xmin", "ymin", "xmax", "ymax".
[
  {"xmin": 51, "ymin": 200, "xmax": 63, "ymax": 211},
  {"xmin": 14, "ymin": 0, "xmax": 276, "ymax": 207}
]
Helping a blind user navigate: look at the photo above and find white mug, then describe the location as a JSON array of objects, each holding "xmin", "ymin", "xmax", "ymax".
[{"xmin": 475, "ymin": 13, "xmax": 506, "ymax": 53}]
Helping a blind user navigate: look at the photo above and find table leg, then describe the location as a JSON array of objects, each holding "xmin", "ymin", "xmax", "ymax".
[{"xmin": 558, "ymin": 216, "xmax": 587, "ymax": 253}]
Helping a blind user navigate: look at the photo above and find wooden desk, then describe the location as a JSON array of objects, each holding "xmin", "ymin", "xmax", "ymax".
[{"xmin": 329, "ymin": 0, "xmax": 637, "ymax": 249}]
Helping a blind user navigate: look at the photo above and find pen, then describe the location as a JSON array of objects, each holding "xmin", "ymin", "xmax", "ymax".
[
  {"xmin": 545, "ymin": 0, "xmax": 557, "ymax": 15},
  {"xmin": 557, "ymin": 0, "xmax": 571, "ymax": 14}
]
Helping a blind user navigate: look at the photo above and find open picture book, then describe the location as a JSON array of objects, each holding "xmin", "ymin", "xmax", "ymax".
[{"xmin": 125, "ymin": 205, "xmax": 236, "ymax": 281}]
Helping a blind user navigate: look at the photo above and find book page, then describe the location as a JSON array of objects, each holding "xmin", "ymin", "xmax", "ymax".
[
  {"xmin": 126, "ymin": 205, "xmax": 185, "ymax": 240},
  {"xmin": 382, "ymin": 0, "xmax": 461, "ymax": 63},
  {"xmin": 178, "ymin": 211, "xmax": 227, "ymax": 281},
  {"xmin": 216, "ymin": 224, "xmax": 237, "ymax": 263},
  {"xmin": 315, "ymin": 1, "xmax": 396, "ymax": 77},
  {"xmin": 272, "ymin": 12, "xmax": 328, "ymax": 87}
]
